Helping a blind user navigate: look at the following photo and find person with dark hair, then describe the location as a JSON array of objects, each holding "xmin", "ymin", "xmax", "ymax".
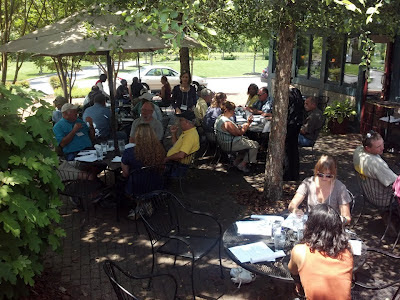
[
  {"xmin": 115, "ymin": 79, "xmax": 130, "ymax": 105},
  {"xmin": 298, "ymin": 96, "xmax": 324, "ymax": 146},
  {"xmin": 288, "ymin": 203, "xmax": 353, "ymax": 300},
  {"xmin": 203, "ymin": 92, "xmax": 227, "ymax": 132},
  {"xmin": 194, "ymin": 88, "xmax": 213, "ymax": 127},
  {"xmin": 171, "ymin": 70, "xmax": 197, "ymax": 113},
  {"xmin": 245, "ymin": 83, "xmax": 259, "ymax": 107},
  {"xmin": 83, "ymin": 85, "xmax": 101, "ymax": 112},
  {"xmin": 82, "ymin": 94, "xmax": 111, "ymax": 141},
  {"xmin": 214, "ymin": 101, "xmax": 259, "ymax": 173},
  {"xmin": 96, "ymin": 74, "xmax": 109, "ymax": 98},
  {"xmin": 353, "ymin": 131, "xmax": 398, "ymax": 187},
  {"xmin": 130, "ymin": 77, "xmax": 144, "ymax": 101},
  {"xmin": 157, "ymin": 75, "xmax": 172, "ymax": 106},
  {"xmin": 288, "ymin": 154, "xmax": 352, "ymax": 224},
  {"xmin": 283, "ymin": 84, "xmax": 304, "ymax": 181},
  {"xmin": 246, "ymin": 87, "xmax": 273, "ymax": 117}
]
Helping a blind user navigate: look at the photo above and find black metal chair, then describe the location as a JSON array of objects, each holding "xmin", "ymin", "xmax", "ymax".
[
  {"xmin": 354, "ymin": 171, "xmax": 396, "ymax": 242},
  {"xmin": 137, "ymin": 191, "xmax": 224, "ymax": 300},
  {"xmin": 103, "ymin": 260, "xmax": 178, "ymax": 300},
  {"xmin": 165, "ymin": 151, "xmax": 197, "ymax": 197},
  {"xmin": 353, "ymin": 247, "xmax": 400, "ymax": 300},
  {"xmin": 201, "ymin": 124, "xmax": 218, "ymax": 158}
]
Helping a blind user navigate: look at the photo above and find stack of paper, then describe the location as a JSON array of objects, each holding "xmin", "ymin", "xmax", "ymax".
[
  {"xmin": 236, "ymin": 220, "xmax": 272, "ymax": 236},
  {"xmin": 229, "ymin": 241, "xmax": 286, "ymax": 263}
]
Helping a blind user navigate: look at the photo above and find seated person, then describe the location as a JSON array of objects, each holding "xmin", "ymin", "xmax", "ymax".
[
  {"xmin": 202, "ymin": 92, "xmax": 227, "ymax": 132},
  {"xmin": 288, "ymin": 154, "xmax": 352, "ymax": 225},
  {"xmin": 130, "ymin": 77, "xmax": 144, "ymax": 103},
  {"xmin": 53, "ymin": 103, "xmax": 94, "ymax": 161},
  {"xmin": 353, "ymin": 131, "xmax": 398, "ymax": 188},
  {"xmin": 129, "ymin": 101, "xmax": 164, "ymax": 142},
  {"xmin": 132, "ymin": 95, "xmax": 163, "ymax": 122},
  {"xmin": 194, "ymin": 88, "xmax": 213, "ymax": 127},
  {"xmin": 298, "ymin": 96, "xmax": 324, "ymax": 147},
  {"xmin": 121, "ymin": 123, "xmax": 165, "ymax": 195},
  {"xmin": 157, "ymin": 75, "xmax": 172, "ymax": 107},
  {"xmin": 214, "ymin": 101, "xmax": 259, "ymax": 173},
  {"xmin": 245, "ymin": 83, "xmax": 259, "ymax": 107},
  {"xmin": 165, "ymin": 111, "xmax": 200, "ymax": 174},
  {"xmin": 288, "ymin": 204, "xmax": 353, "ymax": 300},
  {"xmin": 246, "ymin": 87, "xmax": 273, "ymax": 117},
  {"xmin": 52, "ymin": 96, "xmax": 68, "ymax": 124},
  {"xmin": 82, "ymin": 85, "xmax": 101, "ymax": 112},
  {"xmin": 115, "ymin": 79, "xmax": 130, "ymax": 105}
]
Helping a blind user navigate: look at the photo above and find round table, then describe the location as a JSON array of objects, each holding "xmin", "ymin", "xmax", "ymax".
[{"xmin": 223, "ymin": 217, "xmax": 367, "ymax": 282}]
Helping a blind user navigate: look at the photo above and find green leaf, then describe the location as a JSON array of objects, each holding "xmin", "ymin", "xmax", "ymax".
[
  {"xmin": 206, "ymin": 27, "xmax": 217, "ymax": 36},
  {"xmin": 162, "ymin": 33, "xmax": 175, "ymax": 39},
  {"xmin": 161, "ymin": 23, "xmax": 169, "ymax": 32},
  {"xmin": 0, "ymin": 211, "xmax": 21, "ymax": 237}
]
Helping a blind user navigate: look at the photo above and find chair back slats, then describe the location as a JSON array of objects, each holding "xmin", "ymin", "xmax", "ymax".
[
  {"xmin": 205, "ymin": 130, "xmax": 216, "ymax": 143},
  {"xmin": 215, "ymin": 129, "xmax": 234, "ymax": 153},
  {"xmin": 103, "ymin": 260, "xmax": 137, "ymax": 300},
  {"xmin": 356, "ymin": 172, "xmax": 394, "ymax": 208},
  {"xmin": 56, "ymin": 169, "xmax": 102, "ymax": 197},
  {"xmin": 138, "ymin": 192, "xmax": 180, "ymax": 244},
  {"xmin": 127, "ymin": 165, "xmax": 165, "ymax": 197}
]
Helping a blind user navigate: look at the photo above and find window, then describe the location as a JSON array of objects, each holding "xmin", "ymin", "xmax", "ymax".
[
  {"xmin": 343, "ymin": 37, "xmax": 361, "ymax": 86},
  {"xmin": 310, "ymin": 36, "xmax": 322, "ymax": 79},
  {"xmin": 296, "ymin": 35, "xmax": 310, "ymax": 77},
  {"xmin": 326, "ymin": 36, "xmax": 344, "ymax": 83}
]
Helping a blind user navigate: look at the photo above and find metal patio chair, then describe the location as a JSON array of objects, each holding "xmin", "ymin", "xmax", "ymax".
[
  {"xmin": 137, "ymin": 191, "xmax": 224, "ymax": 300},
  {"xmin": 103, "ymin": 260, "xmax": 178, "ymax": 300}
]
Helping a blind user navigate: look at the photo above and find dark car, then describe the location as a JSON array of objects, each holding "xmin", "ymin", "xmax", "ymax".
[{"xmin": 261, "ymin": 66, "xmax": 269, "ymax": 82}]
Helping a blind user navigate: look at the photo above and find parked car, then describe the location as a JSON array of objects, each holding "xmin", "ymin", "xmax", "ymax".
[
  {"xmin": 129, "ymin": 65, "xmax": 207, "ymax": 91},
  {"xmin": 260, "ymin": 66, "xmax": 269, "ymax": 82}
]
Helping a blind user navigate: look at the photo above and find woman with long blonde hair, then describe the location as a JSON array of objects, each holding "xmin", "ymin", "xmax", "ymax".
[{"xmin": 121, "ymin": 123, "xmax": 165, "ymax": 178}]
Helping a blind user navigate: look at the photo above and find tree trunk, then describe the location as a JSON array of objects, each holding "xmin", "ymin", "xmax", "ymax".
[
  {"xmin": 263, "ymin": 22, "xmax": 296, "ymax": 202},
  {"xmin": 179, "ymin": 47, "xmax": 190, "ymax": 74},
  {"xmin": 1, "ymin": 53, "xmax": 7, "ymax": 84}
]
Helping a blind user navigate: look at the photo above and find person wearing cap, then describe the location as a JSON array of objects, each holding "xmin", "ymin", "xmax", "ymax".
[
  {"xmin": 116, "ymin": 79, "xmax": 130, "ymax": 105},
  {"xmin": 96, "ymin": 74, "xmax": 109, "ymax": 98},
  {"xmin": 129, "ymin": 101, "xmax": 164, "ymax": 142},
  {"xmin": 130, "ymin": 77, "xmax": 144, "ymax": 102},
  {"xmin": 53, "ymin": 103, "xmax": 95, "ymax": 160},
  {"xmin": 82, "ymin": 94, "xmax": 113, "ymax": 142},
  {"xmin": 165, "ymin": 110, "xmax": 200, "ymax": 165},
  {"xmin": 194, "ymin": 88, "xmax": 213, "ymax": 127},
  {"xmin": 52, "ymin": 96, "xmax": 68, "ymax": 124}
]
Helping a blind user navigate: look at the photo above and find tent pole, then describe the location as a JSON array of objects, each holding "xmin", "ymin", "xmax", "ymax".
[{"xmin": 106, "ymin": 51, "xmax": 118, "ymax": 153}]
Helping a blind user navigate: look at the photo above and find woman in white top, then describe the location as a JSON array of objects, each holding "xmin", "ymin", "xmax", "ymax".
[
  {"xmin": 214, "ymin": 101, "xmax": 259, "ymax": 173},
  {"xmin": 288, "ymin": 154, "xmax": 352, "ymax": 225}
]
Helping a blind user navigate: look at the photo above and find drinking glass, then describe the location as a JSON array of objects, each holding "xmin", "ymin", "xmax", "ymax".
[
  {"xmin": 107, "ymin": 139, "xmax": 114, "ymax": 151},
  {"xmin": 274, "ymin": 231, "xmax": 286, "ymax": 251},
  {"xmin": 118, "ymin": 139, "xmax": 125, "ymax": 155},
  {"xmin": 94, "ymin": 145, "xmax": 103, "ymax": 160},
  {"xmin": 272, "ymin": 221, "xmax": 282, "ymax": 238},
  {"xmin": 101, "ymin": 141, "xmax": 107, "ymax": 154}
]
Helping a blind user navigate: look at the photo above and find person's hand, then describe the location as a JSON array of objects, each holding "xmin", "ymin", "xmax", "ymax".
[
  {"xmin": 73, "ymin": 123, "xmax": 83, "ymax": 132},
  {"xmin": 247, "ymin": 115, "xmax": 253, "ymax": 124},
  {"xmin": 294, "ymin": 208, "xmax": 304, "ymax": 217},
  {"xmin": 175, "ymin": 108, "xmax": 182, "ymax": 114},
  {"xmin": 244, "ymin": 107, "xmax": 251, "ymax": 111},
  {"xmin": 170, "ymin": 125, "xmax": 178, "ymax": 134},
  {"xmin": 85, "ymin": 116, "xmax": 93, "ymax": 126}
]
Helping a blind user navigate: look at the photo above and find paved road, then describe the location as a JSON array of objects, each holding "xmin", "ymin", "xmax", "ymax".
[{"xmin": 29, "ymin": 64, "xmax": 268, "ymax": 106}]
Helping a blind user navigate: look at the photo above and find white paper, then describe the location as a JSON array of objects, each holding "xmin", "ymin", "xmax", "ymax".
[
  {"xmin": 250, "ymin": 250, "xmax": 286, "ymax": 263},
  {"xmin": 253, "ymin": 115, "xmax": 262, "ymax": 123},
  {"xmin": 77, "ymin": 150, "xmax": 97, "ymax": 156},
  {"xmin": 262, "ymin": 121, "xmax": 271, "ymax": 133},
  {"xmin": 229, "ymin": 242, "xmax": 275, "ymax": 263},
  {"xmin": 236, "ymin": 116, "xmax": 246, "ymax": 122},
  {"xmin": 74, "ymin": 154, "xmax": 101, "ymax": 162},
  {"xmin": 349, "ymin": 240, "xmax": 362, "ymax": 255},
  {"xmin": 125, "ymin": 143, "xmax": 136, "ymax": 149},
  {"xmin": 250, "ymin": 215, "xmax": 285, "ymax": 223},
  {"xmin": 236, "ymin": 221, "xmax": 272, "ymax": 236},
  {"xmin": 111, "ymin": 156, "xmax": 122, "ymax": 163}
]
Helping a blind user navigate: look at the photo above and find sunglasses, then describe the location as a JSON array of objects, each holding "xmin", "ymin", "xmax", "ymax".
[{"xmin": 317, "ymin": 173, "xmax": 334, "ymax": 179}]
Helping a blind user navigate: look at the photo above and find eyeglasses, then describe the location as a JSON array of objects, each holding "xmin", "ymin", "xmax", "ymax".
[{"xmin": 317, "ymin": 173, "xmax": 334, "ymax": 179}]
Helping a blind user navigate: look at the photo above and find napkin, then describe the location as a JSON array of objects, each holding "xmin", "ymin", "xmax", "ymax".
[
  {"xmin": 77, "ymin": 150, "xmax": 97, "ymax": 156},
  {"xmin": 348, "ymin": 240, "xmax": 362, "ymax": 255},
  {"xmin": 75, "ymin": 154, "xmax": 100, "ymax": 162},
  {"xmin": 125, "ymin": 143, "xmax": 136, "ymax": 149},
  {"xmin": 111, "ymin": 156, "xmax": 122, "ymax": 163}
]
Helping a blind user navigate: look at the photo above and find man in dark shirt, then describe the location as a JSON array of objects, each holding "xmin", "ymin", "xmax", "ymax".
[{"xmin": 298, "ymin": 96, "xmax": 324, "ymax": 147}]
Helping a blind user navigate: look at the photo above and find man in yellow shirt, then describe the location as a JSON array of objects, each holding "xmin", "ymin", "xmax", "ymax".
[{"xmin": 166, "ymin": 111, "xmax": 200, "ymax": 165}]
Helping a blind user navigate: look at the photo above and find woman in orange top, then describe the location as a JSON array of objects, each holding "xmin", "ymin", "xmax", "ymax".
[{"xmin": 288, "ymin": 204, "xmax": 353, "ymax": 300}]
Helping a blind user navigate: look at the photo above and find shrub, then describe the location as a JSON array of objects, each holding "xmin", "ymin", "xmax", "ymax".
[
  {"xmin": 49, "ymin": 76, "xmax": 61, "ymax": 89},
  {"xmin": 54, "ymin": 87, "xmax": 90, "ymax": 99},
  {"xmin": 222, "ymin": 54, "xmax": 236, "ymax": 60},
  {"xmin": 5, "ymin": 80, "xmax": 30, "ymax": 89},
  {"xmin": 0, "ymin": 84, "xmax": 65, "ymax": 298},
  {"xmin": 195, "ymin": 53, "xmax": 209, "ymax": 61}
]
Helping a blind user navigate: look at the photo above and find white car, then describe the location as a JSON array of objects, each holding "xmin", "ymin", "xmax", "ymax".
[{"xmin": 130, "ymin": 65, "xmax": 207, "ymax": 91}]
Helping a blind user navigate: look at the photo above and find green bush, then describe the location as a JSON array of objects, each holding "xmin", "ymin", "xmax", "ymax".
[
  {"xmin": 5, "ymin": 80, "xmax": 30, "ymax": 89},
  {"xmin": 0, "ymin": 84, "xmax": 65, "ymax": 298},
  {"xmin": 195, "ymin": 54, "xmax": 209, "ymax": 61},
  {"xmin": 222, "ymin": 54, "xmax": 236, "ymax": 60},
  {"xmin": 49, "ymin": 76, "xmax": 61, "ymax": 89},
  {"xmin": 54, "ymin": 87, "xmax": 90, "ymax": 98}
]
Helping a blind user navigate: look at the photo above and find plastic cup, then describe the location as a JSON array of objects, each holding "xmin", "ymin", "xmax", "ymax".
[
  {"xmin": 94, "ymin": 145, "xmax": 103, "ymax": 160},
  {"xmin": 272, "ymin": 220, "xmax": 283, "ymax": 238},
  {"xmin": 118, "ymin": 139, "xmax": 125, "ymax": 155},
  {"xmin": 274, "ymin": 231, "xmax": 286, "ymax": 251},
  {"xmin": 101, "ymin": 141, "xmax": 107, "ymax": 154},
  {"xmin": 107, "ymin": 139, "xmax": 114, "ymax": 151}
]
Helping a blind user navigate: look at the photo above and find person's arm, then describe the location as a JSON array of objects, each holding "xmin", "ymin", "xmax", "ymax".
[
  {"xmin": 164, "ymin": 151, "xmax": 186, "ymax": 163},
  {"xmin": 59, "ymin": 123, "xmax": 82, "ymax": 148},
  {"xmin": 121, "ymin": 162, "xmax": 130, "ymax": 177},
  {"xmin": 223, "ymin": 115, "xmax": 253, "ymax": 136},
  {"xmin": 288, "ymin": 244, "xmax": 306, "ymax": 294},
  {"xmin": 85, "ymin": 117, "xmax": 95, "ymax": 141},
  {"xmin": 288, "ymin": 192, "xmax": 306, "ymax": 215},
  {"xmin": 339, "ymin": 204, "xmax": 351, "ymax": 225},
  {"xmin": 170, "ymin": 125, "xmax": 179, "ymax": 144},
  {"xmin": 171, "ymin": 86, "xmax": 180, "ymax": 110},
  {"xmin": 159, "ymin": 85, "xmax": 165, "ymax": 99}
]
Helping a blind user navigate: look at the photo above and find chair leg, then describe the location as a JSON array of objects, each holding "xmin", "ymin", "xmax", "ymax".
[
  {"xmin": 218, "ymin": 239, "xmax": 224, "ymax": 279},
  {"xmin": 393, "ymin": 228, "xmax": 400, "ymax": 250},
  {"xmin": 381, "ymin": 204, "xmax": 393, "ymax": 243},
  {"xmin": 191, "ymin": 259, "xmax": 196, "ymax": 300},
  {"xmin": 179, "ymin": 176, "xmax": 185, "ymax": 197},
  {"xmin": 148, "ymin": 244, "xmax": 156, "ymax": 289}
]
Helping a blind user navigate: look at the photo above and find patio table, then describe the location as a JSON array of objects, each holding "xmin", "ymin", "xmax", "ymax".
[{"xmin": 223, "ymin": 215, "xmax": 367, "ymax": 282}]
